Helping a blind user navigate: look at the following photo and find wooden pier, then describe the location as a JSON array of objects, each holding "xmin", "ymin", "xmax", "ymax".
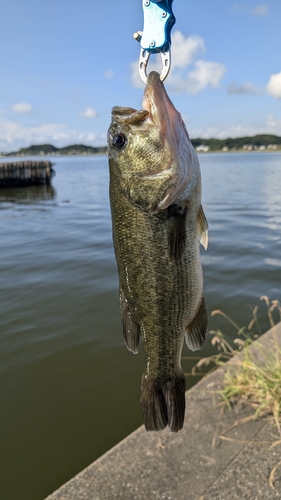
[{"xmin": 0, "ymin": 161, "xmax": 55, "ymax": 188}]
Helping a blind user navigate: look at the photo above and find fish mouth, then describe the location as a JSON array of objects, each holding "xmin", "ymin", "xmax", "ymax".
[
  {"xmin": 111, "ymin": 72, "xmax": 183, "ymax": 131},
  {"xmin": 111, "ymin": 106, "xmax": 149, "ymax": 124},
  {"xmin": 142, "ymin": 72, "xmax": 184, "ymax": 133},
  {"xmin": 111, "ymin": 72, "xmax": 179, "ymax": 128},
  {"xmin": 110, "ymin": 72, "xmax": 192, "ymax": 211},
  {"xmin": 111, "ymin": 72, "xmax": 187, "ymax": 135},
  {"xmin": 141, "ymin": 72, "xmax": 193, "ymax": 210},
  {"xmin": 142, "ymin": 71, "xmax": 169, "ymax": 124}
]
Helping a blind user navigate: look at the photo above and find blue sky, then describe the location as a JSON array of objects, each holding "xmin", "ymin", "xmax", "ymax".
[{"xmin": 0, "ymin": 0, "xmax": 281, "ymax": 151}]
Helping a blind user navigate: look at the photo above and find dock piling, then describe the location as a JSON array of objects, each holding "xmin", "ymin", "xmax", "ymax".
[{"xmin": 0, "ymin": 161, "xmax": 55, "ymax": 188}]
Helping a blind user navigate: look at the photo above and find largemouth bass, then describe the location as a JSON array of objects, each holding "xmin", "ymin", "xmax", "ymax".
[{"xmin": 107, "ymin": 71, "xmax": 208, "ymax": 432}]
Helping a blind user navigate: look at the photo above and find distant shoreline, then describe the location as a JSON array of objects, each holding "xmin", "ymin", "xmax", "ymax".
[
  {"xmin": 0, "ymin": 134, "xmax": 281, "ymax": 157},
  {"xmin": 2, "ymin": 150, "xmax": 281, "ymax": 160},
  {"xmin": 0, "ymin": 144, "xmax": 108, "ymax": 158}
]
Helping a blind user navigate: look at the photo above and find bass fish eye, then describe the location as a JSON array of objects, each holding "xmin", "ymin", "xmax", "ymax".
[{"xmin": 112, "ymin": 133, "xmax": 126, "ymax": 149}]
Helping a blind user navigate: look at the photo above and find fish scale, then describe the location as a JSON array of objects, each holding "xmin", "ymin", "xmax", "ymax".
[{"xmin": 108, "ymin": 71, "xmax": 208, "ymax": 431}]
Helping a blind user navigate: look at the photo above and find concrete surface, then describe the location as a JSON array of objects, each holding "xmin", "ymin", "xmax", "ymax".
[{"xmin": 45, "ymin": 323, "xmax": 281, "ymax": 500}]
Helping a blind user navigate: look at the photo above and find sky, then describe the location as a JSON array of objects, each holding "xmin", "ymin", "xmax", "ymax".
[{"xmin": 0, "ymin": 0, "xmax": 281, "ymax": 152}]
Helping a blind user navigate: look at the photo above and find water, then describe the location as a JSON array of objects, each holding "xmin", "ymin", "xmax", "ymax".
[{"xmin": 0, "ymin": 153, "xmax": 280, "ymax": 500}]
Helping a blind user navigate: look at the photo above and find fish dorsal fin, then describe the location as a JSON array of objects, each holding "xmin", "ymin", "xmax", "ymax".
[{"xmin": 198, "ymin": 205, "xmax": 208, "ymax": 250}]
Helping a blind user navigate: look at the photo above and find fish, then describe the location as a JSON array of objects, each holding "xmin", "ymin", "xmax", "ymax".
[{"xmin": 107, "ymin": 71, "xmax": 208, "ymax": 432}]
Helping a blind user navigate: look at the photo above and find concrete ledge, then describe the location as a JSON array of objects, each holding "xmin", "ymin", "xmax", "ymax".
[{"xmin": 46, "ymin": 323, "xmax": 281, "ymax": 500}]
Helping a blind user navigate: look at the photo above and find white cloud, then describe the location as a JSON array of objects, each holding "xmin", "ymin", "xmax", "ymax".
[
  {"xmin": 251, "ymin": 4, "xmax": 268, "ymax": 16},
  {"xmin": 130, "ymin": 30, "xmax": 226, "ymax": 94},
  {"xmin": 266, "ymin": 114, "xmax": 281, "ymax": 129},
  {"xmin": 227, "ymin": 81, "xmax": 261, "ymax": 95},
  {"xmin": 169, "ymin": 61, "xmax": 226, "ymax": 94},
  {"xmin": 0, "ymin": 121, "xmax": 67, "ymax": 149},
  {"xmin": 80, "ymin": 107, "xmax": 97, "ymax": 118},
  {"xmin": 267, "ymin": 72, "xmax": 281, "ymax": 99},
  {"xmin": 0, "ymin": 120, "xmax": 106, "ymax": 152},
  {"xmin": 171, "ymin": 32, "xmax": 205, "ymax": 68},
  {"xmin": 189, "ymin": 115, "xmax": 281, "ymax": 140},
  {"xmin": 232, "ymin": 3, "xmax": 269, "ymax": 16},
  {"xmin": 12, "ymin": 101, "xmax": 33, "ymax": 114},
  {"xmin": 104, "ymin": 69, "xmax": 114, "ymax": 79}
]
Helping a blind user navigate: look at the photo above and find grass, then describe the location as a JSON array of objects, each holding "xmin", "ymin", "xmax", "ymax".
[
  {"xmin": 186, "ymin": 296, "xmax": 281, "ymax": 426},
  {"xmin": 184, "ymin": 295, "xmax": 281, "ymax": 489}
]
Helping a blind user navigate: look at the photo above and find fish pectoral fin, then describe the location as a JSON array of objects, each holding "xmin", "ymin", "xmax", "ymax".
[
  {"xmin": 198, "ymin": 205, "xmax": 208, "ymax": 250},
  {"xmin": 185, "ymin": 296, "xmax": 208, "ymax": 351},
  {"xmin": 167, "ymin": 202, "xmax": 188, "ymax": 261},
  {"xmin": 120, "ymin": 290, "xmax": 140, "ymax": 354},
  {"xmin": 141, "ymin": 371, "xmax": 186, "ymax": 432}
]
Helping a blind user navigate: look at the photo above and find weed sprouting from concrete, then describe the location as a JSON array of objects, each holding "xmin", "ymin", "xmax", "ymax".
[{"xmin": 184, "ymin": 295, "xmax": 281, "ymax": 489}]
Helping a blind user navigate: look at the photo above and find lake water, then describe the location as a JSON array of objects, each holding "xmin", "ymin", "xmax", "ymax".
[{"xmin": 0, "ymin": 153, "xmax": 280, "ymax": 500}]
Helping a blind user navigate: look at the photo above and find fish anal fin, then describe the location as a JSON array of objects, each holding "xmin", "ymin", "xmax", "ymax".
[
  {"xmin": 185, "ymin": 296, "xmax": 208, "ymax": 351},
  {"xmin": 120, "ymin": 290, "xmax": 140, "ymax": 354},
  {"xmin": 141, "ymin": 371, "xmax": 186, "ymax": 432},
  {"xmin": 198, "ymin": 205, "xmax": 208, "ymax": 250},
  {"xmin": 167, "ymin": 202, "xmax": 188, "ymax": 261}
]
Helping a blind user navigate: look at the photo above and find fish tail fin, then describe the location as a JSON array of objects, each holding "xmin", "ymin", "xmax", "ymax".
[{"xmin": 141, "ymin": 370, "xmax": 186, "ymax": 432}]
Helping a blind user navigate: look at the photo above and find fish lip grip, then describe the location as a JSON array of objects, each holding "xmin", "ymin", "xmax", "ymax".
[
  {"xmin": 141, "ymin": 0, "xmax": 175, "ymax": 52},
  {"xmin": 134, "ymin": 0, "xmax": 175, "ymax": 84}
]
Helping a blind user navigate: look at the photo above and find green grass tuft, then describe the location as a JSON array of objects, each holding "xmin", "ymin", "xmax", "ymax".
[
  {"xmin": 184, "ymin": 296, "xmax": 281, "ymax": 488},
  {"xmin": 188, "ymin": 296, "xmax": 281, "ymax": 431}
]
